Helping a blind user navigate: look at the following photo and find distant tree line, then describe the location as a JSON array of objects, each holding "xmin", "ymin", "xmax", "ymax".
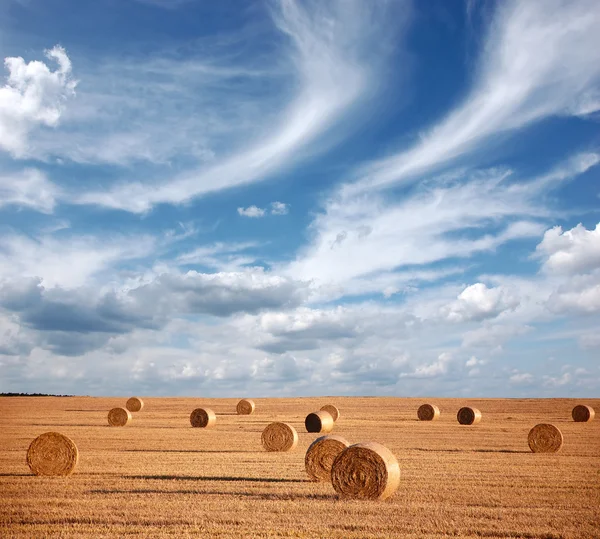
[{"xmin": 0, "ymin": 392, "xmax": 74, "ymax": 397}]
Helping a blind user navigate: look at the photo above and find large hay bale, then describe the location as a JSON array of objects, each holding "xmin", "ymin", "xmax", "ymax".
[
  {"xmin": 126, "ymin": 397, "xmax": 144, "ymax": 412},
  {"xmin": 305, "ymin": 435, "xmax": 350, "ymax": 482},
  {"xmin": 108, "ymin": 407, "xmax": 132, "ymax": 427},
  {"xmin": 190, "ymin": 407, "xmax": 216, "ymax": 428},
  {"xmin": 572, "ymin": 404, "xmax": 595, "ymax": 422},
  {"xmin": 26, "ymin": 432, "xmax": 79, "ymax": 476},
  {"xmin": 236, "ymin": 399, "xmax": 255, "ymax": 415},
  {"xmin": 528, "ymin": 423, "xmax": 563, "ymax": 453},
  {"xmin": 305, "ymin": 410, "xmax": 334, "ymax": 433},
  {"xmin": 331, "ymin": 442, "xmax": 400, "ymax": 500},
  {"xmin": 320, "ymin": 404, "xmax": 340, "ymax": 422},
  {"xmin": 417, "ymin": 404, "xmax": 440, "ymax": 421},
  {"xmin": 457, "ymin": 406, "xmax": 482, "ymax": 425},
  {"xmin": 261, "ymin": 422, "xmax": 298, "ymax": 452}
]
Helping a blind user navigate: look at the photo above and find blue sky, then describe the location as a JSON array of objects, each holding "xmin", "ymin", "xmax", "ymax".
[{"xmin": 0, "ymin": 0, "xmax": 599, "ymax": 397}]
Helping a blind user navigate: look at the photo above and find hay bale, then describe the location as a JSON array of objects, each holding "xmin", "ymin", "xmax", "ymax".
[
  {"xmin": 190, "ymin": 407, "xmax": 216, "ymax": 428},
  {"xmin": 26, "ymin": 432, "xmax": 79, "ymax": 476},
  {"xmin": 305, "ymin": 435, "xmax": 350, "ymax": 482},
  {"xmin": 320, "ymin": 404, "xmax": 340, "ymax": 422},
  {"xmin": 331, "ymin": 442, "xmax": 400, "ymax": 500},
  {"xmin": 305, "ymin": 410, "xmax": 334, "ymax": 433},
  {"xmin": 457, "ymin": 406, "xmax": 482, "ymax": 425},
  {"xmin": 126, "ymin": 397, "xmax": 144, "ymax": 412},
  {"xmin": 572, "ymin": 404, "xmax": 595, "ymax": 422},
  {"xmin": 528, "ymin": 423, "xmax": 563, "ymax": 453},
  {"xmin": 236, "ymin": 399, "xmax": 255, "ymax": 415},
  {"xmin": 261, "ymin": 422, "xmax": 298, "ymax": 452},
  {"xmin": 417, "ymin": 404, "xmax": 440, "ymax": 421},
  {"xmin": 108, "ymin": 407, "xmax": 132, "ymax": 427}
]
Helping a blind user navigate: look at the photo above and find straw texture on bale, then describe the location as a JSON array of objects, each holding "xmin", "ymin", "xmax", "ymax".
[
  {"xmin": 305, "ymin": 435, "xmax": 350, "ymax": 482},
  {"xmin": 305, "ymin": 410, "xmax": 334, "ymax": 433},
  {"xmin": 261, "ymin": 422, "xmax": 298, "ymax": 452},
  {"xmin": 331, "ymin": 442, "xmax": 400, "ymax": 500},
  {"xmin": 126, "ymin": 397, "xmax": 144, "ymax": 412},
  {"xmin": 190, "ymin": 407, "xmax": 216, "ymax": 428},
  {"xmin": 572, "ymin": 404, "xmax": 595, "ymax": 422},
  {"xmin": 457, "ymin": 406, "xmax": 482, "ymax": 425},
  {"xmin": 528, "ymin": 423, "xmax": 563, "ymax": 453},
  {"xmin": 26, "ymin": 432, "xmax": 79, "ymax": 476},
  {"xmin": 108, "ymin": 407, "xmax": 132, "ymax": 427},
  {"xmin": 320, "ymin": 404, "xmax": 340, "ymax": 422},
  {"xmin": 236, "ymin": 399, "xmax": 255, "ymax": 415},
  {"xmin": 417, "ymin": 404, "xmax": 440, "ymax": 421}
]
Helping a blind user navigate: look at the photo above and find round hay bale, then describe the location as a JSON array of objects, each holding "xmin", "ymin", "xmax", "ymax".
[
  {"xmin": 261, "ymin": 422, "xmax": 298, "ymax": 452},
  {"xmin": 331, "ymin": 442, "xmax": 400, "ymax": 500},
  {"xmin": 108, "ymin": 407, "xmax": 132, "ymax": 427},
  {"xmin": 26, "ymin": 432, "xmax": 79, "ymax": 476},
  {"xmin": 305, "ymin": 410, "xmax": 334, "ymax": 433},
  {"xmin": 305, "ymin": 435, "xmax": 350, "ymax": 482},
  {"xmin": 320, "ymin": 404, "xmax": 340, "ymax": 422},
  {"xmin": 417, "ymin": 404, "xmax": 440, "ymax": 421},
  {"xmin": 190, "ymin": 407, "xmax": 216, "ymax": 428},
  {"xmin": 126, "ymin": 397, "xmax": 144, "ymax": 412},
  {"xmin": 528, "ymin": 423, "xmax": 563, "ymax": 453},
  {"xmin": 457, "ymin": 406, "xmax": 482, "ymax": 425},
  {"xmin": 572, "ymin": 404, "xmax": 595, "ymax": 422},
  {"xmin": 236, "ymin": 399, "xmax": 255, "ymax": 415}
]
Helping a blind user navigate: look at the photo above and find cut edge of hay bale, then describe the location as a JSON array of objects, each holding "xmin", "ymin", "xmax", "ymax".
[
  {"xmin": 528, "ymin": 423, "xmax": 563, "ymax": 453},
  {"xmin": 261, "ymin": 422, "xmax": 298, "ymax": 452},
  {"xmin": 417, "ymin": 404, "xmax": 440, "ymax": 421},
  {"xmin": 236, "ymin": 399, "xmax": 255, "ymax": 415},
  {"xmin": 108, "ymin": 407, "xmax": 132, "ymax": 427},
  {"xmin": 26, "ymin": 432, "xmax": 79, "ymax": 476},
  {"xmin": 572, "ymin": 404, "xmax": 595, "ymax": 422},
  {"xmin": 331, "ymin": 441, "xmax": 400, "ymax": 500},
  {"xmin": 190, "ymin": 407, "xmax": 217, "ymax": 428},
  {"xmin": 126, "ymin": 397, "xmax": 144, "ymax": 412},
  {"xmin": 320, "ymin": 404, "xmax": 340, "ymax": 422},
  {"xmin": 457, "ymin": 406, "xmax": 482, "ymax": 425},
  {"xmin": 305, "ymin": 434, "xmax": 350, "ymax": 482},
  {"xmin": 305, "ymin": 410, "xmax": 334, "ymax": 433}
]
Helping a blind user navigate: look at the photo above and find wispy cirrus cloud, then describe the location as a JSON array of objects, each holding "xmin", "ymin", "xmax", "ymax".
[{"xmin": 0, "ymin": 168, "xmax": 60, "ymax": 213}]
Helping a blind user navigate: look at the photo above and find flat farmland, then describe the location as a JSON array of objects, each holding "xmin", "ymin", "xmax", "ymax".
[{"xmin": 0, "ymin": 397, "xmax": 599, "ymax": 539}]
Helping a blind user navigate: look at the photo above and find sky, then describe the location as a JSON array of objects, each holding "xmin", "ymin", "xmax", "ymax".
[{"xmin": 0, "ymin": 0, "xmax": 599, "ymax": 398}]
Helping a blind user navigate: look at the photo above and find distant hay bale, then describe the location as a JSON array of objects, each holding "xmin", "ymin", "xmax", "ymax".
[
  {"xmin": 190, "ymin": 407, "xmax": 216, "ymax": 428},
  {"xmin": 457, "ymin": 406, "xmax": 482, "ymax": 425},
  {"xmin": 261, "ymin": 422, "xmax": 298, "ymax": 452},
  {"xmin": 305, "ymin": 435, "xmax": 350, "ymax": 482},
  {"xmin": 236, "ymin": 399, "xmax": 255, "ymax": 415},
  {"xmin": 26, "ymin": 432, "xmax": 79, "ymax": 476},
  {"xmin": 417, "ymin": 404, "xmax": 440, "ymax": 421},
  {"xmin": 572, "ymin": 404, "xmax": 595, "ymax": 422},
  {"xmin": 320, "ymin": 404, "xmax": 340, "ymax": 422},
  {"xmin": 126, "ymin": 397, "xmax": 144, "ymax": 412},
  {"xmin": 108, "ymin": 407, "xmax": 132, "ymax": 427},
  {"xmin": 528, "ymin": 423, "xmax": 563, "ymax": 453},
  {"xmin": 305, "ymin": 410, "xmax": 334, "ymax": 433},
  {"xmin": 331, "ymin": 442, "xmax": 400, "ymax": 500}
]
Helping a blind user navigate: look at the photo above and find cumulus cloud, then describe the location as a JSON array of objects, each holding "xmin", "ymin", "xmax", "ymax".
[
  {"xmin": 0, "ymin": 45, "xmax": 76, "ymax": 157},
  {"xmin": 442, "ymin": 283, "xmax": 519, "ymax": 323},
  {"xmin": 270, "ymin": 201, "xmax": 289, "ymax": 215},
  {"xmin": 510, "ymin": 372, "xmax": 534, "ymax": 384},
  {"xmin": 547, "ymin": 273, "xmax": 600, "ymax": 314},
  {"xmin": 0, "ymin": 168, "xmax": 60, "ymax": 213},
  {"xmin": 237, "ymin": 205, "xmax": 266, "ymax": 218}
]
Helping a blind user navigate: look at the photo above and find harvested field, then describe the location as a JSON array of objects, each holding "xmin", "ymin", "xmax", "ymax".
[{"xmin": 0, "ymin": 396, "xmax": 599, "ymax": 538}]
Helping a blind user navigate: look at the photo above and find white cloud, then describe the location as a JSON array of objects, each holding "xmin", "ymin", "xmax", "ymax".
[
  {"xmin": 547, "ymin": 272, "xmax": 600, "ymax": 314},
  {"xmin": 0, "ymin": 168, "xmax": 60, "ymax": 213},
  {"xmin": 536, "ymin": 223, "xmax": 600, "ymax": 275},
  {"xmin": 442, "ymin": 283, "xmax": 519, "ymax": 323},
  {"xmin": 270, "ymin": 201, "xmax": 289, "ymax": 215},
  {"xmin": 543, "ymin": 372, "xmax": 572, "ymax": 388},
  {"xmin": 0, "ymin": 45, "xmax": 76, "ymax": 157},
  {"xmin": 237, "ymin": 205, "xmax": 266, "ymax": 218},
  {"xmin": 510, "ymin": 372, "xmax": 534, "ymax": 384}
]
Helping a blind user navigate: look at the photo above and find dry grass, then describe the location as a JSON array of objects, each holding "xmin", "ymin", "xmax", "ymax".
[{"xmin": 1, "ymin": 396, "xmax": 599, "ymax": 538}]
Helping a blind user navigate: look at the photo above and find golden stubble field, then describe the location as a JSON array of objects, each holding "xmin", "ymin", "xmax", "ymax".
[{"xmin": 0, "ymin": 397, "xmax": 599, "ymax": 539}]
